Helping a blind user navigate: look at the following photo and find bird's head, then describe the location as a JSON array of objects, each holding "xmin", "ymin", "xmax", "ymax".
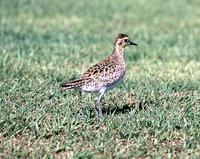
[{"xmin": 114, "ymin": 33, "xmax": 137, "ymax": 48}]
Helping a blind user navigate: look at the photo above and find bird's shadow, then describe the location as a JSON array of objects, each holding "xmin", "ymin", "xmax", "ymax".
[
  {"xmin": 81, "ymin": 97, "xmax": 151, "ymax": 118},
  {"xmin": 102, "ymin": 99, "xmax": 149, "ymax": 116},
  {"xmin": 81, "ymin": 105, "xmax": 133, "ymax": 118},
  {"xmin": 102, "ymin": 104, "xmax": 132, "ymax": 115}
]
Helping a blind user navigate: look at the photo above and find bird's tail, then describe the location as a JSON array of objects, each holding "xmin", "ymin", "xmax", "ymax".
[{"xmin": 60, "ymin": 78, "xmax": 87, "ymax": 89}]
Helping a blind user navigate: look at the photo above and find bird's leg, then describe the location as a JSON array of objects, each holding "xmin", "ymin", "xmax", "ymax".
[
  {"xmin": 79, "ymin": 90, "xmax": 82, "ymax": 97},
  {"xmin": 97, "ymin": 95, "xmax": 103, "ymax": 118},
  {"xmin": 98, "ymin": 88, "xmax": 106, "ymax": 118}
]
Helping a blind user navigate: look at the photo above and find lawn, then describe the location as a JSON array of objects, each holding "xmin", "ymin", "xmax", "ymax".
[{"xmin": 0, "ymin": 0, "xmax": 200, "ymax": 158}]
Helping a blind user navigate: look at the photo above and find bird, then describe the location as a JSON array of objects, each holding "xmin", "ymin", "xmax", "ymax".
[{"xmin": 60, "ymin": 33, "xmax": 137, "ymax": 117}]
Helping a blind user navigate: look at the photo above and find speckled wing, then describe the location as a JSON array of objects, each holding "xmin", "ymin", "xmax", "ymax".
[
  {"xmin": 80, "ymin": 60, "xmax": 125, "ymax": 90},
  {"xmin": 60, "ymin": 77, "xmax": 92, "ymax": 89}
]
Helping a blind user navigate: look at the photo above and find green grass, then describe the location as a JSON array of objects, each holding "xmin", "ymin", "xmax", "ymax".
[{"xmin": 1, "ymin": 0, "xmax": 200, "ymax": 158}]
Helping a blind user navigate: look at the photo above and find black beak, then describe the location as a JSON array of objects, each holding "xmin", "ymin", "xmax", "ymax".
[{"xmin": 129, "ymin": 41, "xmax": 137, "ymax": 46}]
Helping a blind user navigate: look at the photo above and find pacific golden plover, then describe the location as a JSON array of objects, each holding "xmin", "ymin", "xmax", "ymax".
[{"xmin": 60, "ymin": 33, "xmax": 137, "ymax": 117}]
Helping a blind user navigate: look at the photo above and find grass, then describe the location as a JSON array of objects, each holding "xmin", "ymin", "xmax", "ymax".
[{"xmin": 0, "ymin": 0, "xmax": 200, "ymax": 158}]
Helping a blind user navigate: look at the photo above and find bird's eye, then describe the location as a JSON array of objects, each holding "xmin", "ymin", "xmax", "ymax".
[{"xmin": 124, "ymin": 39, "xmax": 129, "ymax": 43}]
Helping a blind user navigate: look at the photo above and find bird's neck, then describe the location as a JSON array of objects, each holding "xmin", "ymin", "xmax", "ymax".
[{"xmin": 113, "ymin": 45, "xmax": 125, "ymax": 60}]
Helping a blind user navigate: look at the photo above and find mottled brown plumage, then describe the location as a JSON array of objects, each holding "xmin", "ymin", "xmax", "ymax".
[{"xmin": 60, "ymin": 33, "xmax": 137, "ymax": 117}]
